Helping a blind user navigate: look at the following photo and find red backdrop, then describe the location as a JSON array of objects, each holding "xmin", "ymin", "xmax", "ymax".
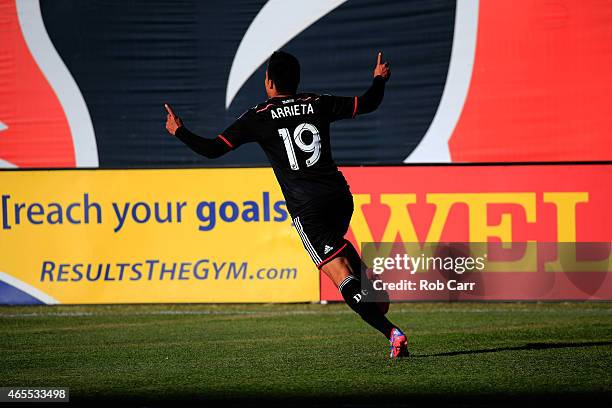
[{"xmin": 321, "ymin": 164, "xmax": 612, "ymax": 301}]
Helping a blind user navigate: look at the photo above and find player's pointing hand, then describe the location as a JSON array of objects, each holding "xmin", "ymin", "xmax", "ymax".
[
  {"xmin": 164, "ymin": 103, "xmax": 183, "ymax": 136},
  {"xmin": 373, "ymin": 51, "xmax": 391, "ymax": 82}
]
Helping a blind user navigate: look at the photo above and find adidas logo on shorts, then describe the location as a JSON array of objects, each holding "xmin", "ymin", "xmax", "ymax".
[{"xmin": 324, "ymin": 245, "xmax": 333, "ymax": 254}]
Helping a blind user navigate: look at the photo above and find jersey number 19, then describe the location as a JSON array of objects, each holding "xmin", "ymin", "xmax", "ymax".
[{"xmin": 278, "ymin": 123, "xmax": 321, "ymax": 170}]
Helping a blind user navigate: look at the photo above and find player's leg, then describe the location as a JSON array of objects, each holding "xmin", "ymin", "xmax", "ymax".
[
  {"xmin": 321, "ymin": 249, "xmax": 408, "ymax": 358},
  {"xmin": 318, "ymin": 254, "xmax": 350, "ymax": 286},
  {"xmin": 320, "ymin": 244, "xmax": 396, "ymax": 336},
  {"xmin": 292, "ymin": 197, "xmax": 408, "ymax": 357},
  {"xmin": 340, "ymin": 239, "xmax": 390, "ymax": 315},
  {"xmin": 293, "ymin": 214, "xmax": 393, "ymax": 333}
]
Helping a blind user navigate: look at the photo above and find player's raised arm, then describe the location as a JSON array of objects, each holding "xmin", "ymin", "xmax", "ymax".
[
  {"xmin": 320, "ymin": 52, "xmax": 391, "ymax": 121},
  {"xmin": 164, "ymin": 103, "xmax": 231, "ymax": 159},
  {"xmin": 355, "ymin": 51, "xmax": 391, "ymax": 115}
]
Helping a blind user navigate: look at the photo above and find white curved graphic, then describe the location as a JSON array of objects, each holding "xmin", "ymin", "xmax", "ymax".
[
  {"xmin": 404, "ymin": 0, "xmax": 479, "ymax": 163},
  {"xmin": 225, "ymin": 0, "xmax": 347, "ymax": 108},
  {"xmin": 0, "ymin": 122, "xmax": 14, "ymax": 168},
  {"xmin": 0, "ymin": 159, "xmax": 17, "ymax": 168},
  {"xmin": 0, "ymin": 271, "xmax": 59, "ymax": 304},
  {"xmin": 16, "ymin": 0, "xmax": 99, "ymax": 167}
]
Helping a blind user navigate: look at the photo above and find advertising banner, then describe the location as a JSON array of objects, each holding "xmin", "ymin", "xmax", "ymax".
[
  {"xmin": 0, "ymin": 168, "xmax": 317, "ymax": 304},
  {"xmin": 2, "ymin": 164, "xmax": 611, "ymax": 304},
  {"xmin": 321, "ymin": 164, "xmax": 612, "ymax": 301}
]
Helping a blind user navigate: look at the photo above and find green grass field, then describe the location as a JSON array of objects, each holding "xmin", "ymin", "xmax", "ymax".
[{"xmin": 1, "ymin": 302, "xmax": 611, "ymax": 406}]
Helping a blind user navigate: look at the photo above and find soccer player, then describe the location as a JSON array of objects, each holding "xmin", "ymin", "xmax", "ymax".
[{"xmin": 164, "ymin": 51, "xmax": 408, "ymax": 358}]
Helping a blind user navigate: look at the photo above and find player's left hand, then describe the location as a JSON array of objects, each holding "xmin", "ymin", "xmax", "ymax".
[
  {"xmin": 164, "ymin": 103, "xmax": 183, "ymax": 136},
  {"xmin": 373, "ymin": 51, "xmax": 391, "ymax": 82}
]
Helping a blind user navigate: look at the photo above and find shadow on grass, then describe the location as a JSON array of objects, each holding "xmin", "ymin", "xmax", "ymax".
[{"xmin": 413, "ymin": 340, "xmax": 612, "ymax": 358}]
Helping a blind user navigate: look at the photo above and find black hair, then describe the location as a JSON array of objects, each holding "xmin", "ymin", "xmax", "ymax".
[{"xmin": 267, "ymin": 51, "xmax": 300, "ymax": 94}]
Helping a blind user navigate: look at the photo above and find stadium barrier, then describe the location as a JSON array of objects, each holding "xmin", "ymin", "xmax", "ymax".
[
  {"xmin": 0, "ymin": 168, "xmax": 316, "ymax": 304},
  {"xmin": 321, "ymin": 165, "xmax": 612, "ymax": 301},
  {"xmin": 1, "ymin": 164, "xmax": 611, "ymax": 304}
]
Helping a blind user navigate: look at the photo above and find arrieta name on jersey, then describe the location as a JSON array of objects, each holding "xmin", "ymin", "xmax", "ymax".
[{"xmin": 270, "ymin": 103, "xmax": 315, "ymax": 119}]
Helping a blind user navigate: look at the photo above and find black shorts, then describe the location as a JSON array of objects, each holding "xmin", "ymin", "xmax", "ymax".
[{"xmin": 292, "ymin": 193, "xmax": 354, "ymax": 268}]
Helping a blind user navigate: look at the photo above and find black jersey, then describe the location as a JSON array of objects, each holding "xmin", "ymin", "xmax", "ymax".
[
  {"xmin": 219, "ymin": 93, "xmax": 358, "ymax": 216},
  {"xmin": 175, "ymin": 77, "xmax": 386, "ymax": 216}
]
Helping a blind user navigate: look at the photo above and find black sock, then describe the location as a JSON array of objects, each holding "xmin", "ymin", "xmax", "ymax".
[{"xmin": 339, "ymin": 275, "xmax": 396, "ymax": 338}]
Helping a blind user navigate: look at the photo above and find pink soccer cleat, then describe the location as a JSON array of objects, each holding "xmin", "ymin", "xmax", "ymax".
[{"xmin": 389, "ymin": 328, "xmax": 409, "ymax": 358}]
